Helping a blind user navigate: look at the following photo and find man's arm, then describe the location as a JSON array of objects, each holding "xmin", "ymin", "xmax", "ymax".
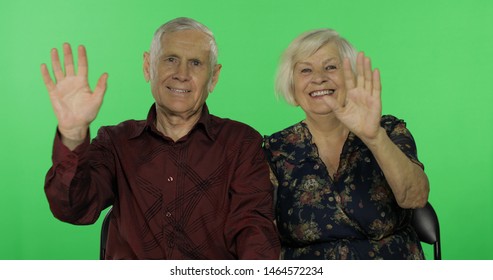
[
  {"xmin": 41, "ymin": 44, "xmax": 114, "ymax": 223},
  {"xmin": 224, "ymin": 130, "xmax": 281, "ymax": 259},
  {"xmin": 44, "ymin": 127, "xmax": 115, "ymax": 225}
]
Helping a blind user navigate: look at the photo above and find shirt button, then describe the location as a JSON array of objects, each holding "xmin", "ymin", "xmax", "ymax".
[
  {"xmin": 166, "ymin": 212, "xmax": 172, "ymax": 217},
  {"xmin": 167, "ymin": 177, "xmax": 174, "ymax": 182}
]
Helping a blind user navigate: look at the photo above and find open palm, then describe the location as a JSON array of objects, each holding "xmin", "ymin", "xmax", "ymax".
[
  {"xmin": 41, "ymin": 43, "xmax": 107, "ymax": 140},
  {"xmin": 323, "ymin": 52, "xmax": 382, "ymax": 141}
]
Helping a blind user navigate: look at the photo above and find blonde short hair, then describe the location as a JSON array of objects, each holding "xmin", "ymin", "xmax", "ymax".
[{"xmin": 275, "ymin": 29, "xmax": 357, "ymax": 105}]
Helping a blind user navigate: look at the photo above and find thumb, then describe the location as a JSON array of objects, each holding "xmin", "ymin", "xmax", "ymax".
[
  {"xmin": 322, "ymin": 95, "xmax": 343, "ymax": 112},
  {"xmin": 94, "ymin": 73, "xmax": 109, "ymax": 100}
]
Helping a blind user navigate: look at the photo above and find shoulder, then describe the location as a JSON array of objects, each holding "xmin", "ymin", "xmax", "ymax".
[
  {"xmin": 380, "ymin": 115, "xmax": 409, "ymax": 135},
  {"xmin": 209, "ymin": 114, "xmax": 262, "ymax": 141},
  {"xmin": 265, "ymin": 122, "xmax": 305, "ymax": 143},
  {"xmin": 380, "ymin": 114, "xmax": 405, "ymax": 128},
  {"xmin": 380, "ymin": 115, "xmax": 419, "ymax": 148},
  {"xmin": 96, "ymin": 119, "xmax": 146, "ymax": 140},
  {"xmin": 263, "ymin": 122, "xmax": 309, "ymax": 163},
  {"xmin": 210, "ymin": 115, "xmax": 260, "ymax": 137},
  {"xmin": 264, "ymin": 122, "xmax": 305, "ymax": 149}
]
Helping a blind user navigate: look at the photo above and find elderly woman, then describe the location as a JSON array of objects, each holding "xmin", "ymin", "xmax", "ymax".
[{"xmin": 264, "ymin": 29, "xmax": 430, "ymax": 260}]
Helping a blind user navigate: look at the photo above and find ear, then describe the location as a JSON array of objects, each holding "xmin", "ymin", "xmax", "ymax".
[
  {"xmin": 208, "ymin": 64, "xmax": 222, "ymax": 92},
  {"xmin": 143, "ymin": 52, "xmax": 150, "ymax": 82}
]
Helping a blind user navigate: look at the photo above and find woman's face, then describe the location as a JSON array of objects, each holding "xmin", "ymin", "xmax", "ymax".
[{"xmin": 292, "ymin": 42, "xmax": 346, "ymax": 117}]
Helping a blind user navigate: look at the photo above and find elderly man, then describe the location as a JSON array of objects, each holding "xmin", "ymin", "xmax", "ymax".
[{"xmin": 41, "ymin": 17, "xmax": 280, "ymax": 259}]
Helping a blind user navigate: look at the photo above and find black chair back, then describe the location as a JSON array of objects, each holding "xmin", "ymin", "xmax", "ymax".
[
  {"xmin": 411, "ymin": 202, "xmax": 441, "ymax": 260},
  {"xmin": 100, "ymin": 207, "xmax": 112, "ymax": 260}
]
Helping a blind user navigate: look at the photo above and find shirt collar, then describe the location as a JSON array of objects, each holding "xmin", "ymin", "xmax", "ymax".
[{"xmin": 129, "ymin": 103, "xmax": 216, "ymax": 141}]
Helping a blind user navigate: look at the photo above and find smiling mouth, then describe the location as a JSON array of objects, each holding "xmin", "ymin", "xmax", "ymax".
[
  {"xmin": 310, "ymin": 89, "xmax": 335, "ymax": 97},
  {"xmin": 167, "ymin": 86, "xmax": 191, "ymax": 93}
]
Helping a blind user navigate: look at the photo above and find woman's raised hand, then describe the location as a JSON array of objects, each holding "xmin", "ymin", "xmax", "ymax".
[{"xmin": 324, "ymin": 52, "xmax": 382, "ymax": 141}]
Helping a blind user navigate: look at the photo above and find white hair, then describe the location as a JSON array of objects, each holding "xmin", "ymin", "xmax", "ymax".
[
  {"xmin": 275, "ymin": 29, "xmax": 358, "ymax": 105},
  {"xmin": 148, "ymin": 17, "xmax": 218, "ymax": 79}
]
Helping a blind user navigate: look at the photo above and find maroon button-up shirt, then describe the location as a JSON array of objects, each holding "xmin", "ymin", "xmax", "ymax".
[{"xmin": 45, "ymin": 104, "xmax": 280, "ymax": 259}]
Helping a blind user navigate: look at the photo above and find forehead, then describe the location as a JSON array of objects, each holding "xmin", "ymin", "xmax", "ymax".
[
  {"xmin": 296, "ymin": 42, "xmax": 340, "ymax": 65},
  {"xmin": 160, "ymin": 29, "xmax": 211, "ymax": 58}
]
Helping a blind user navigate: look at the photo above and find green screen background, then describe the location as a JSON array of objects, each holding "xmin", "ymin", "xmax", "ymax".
[{"xmin": 1, "ymin": 0, "xmax": 492, "ymax": 260}]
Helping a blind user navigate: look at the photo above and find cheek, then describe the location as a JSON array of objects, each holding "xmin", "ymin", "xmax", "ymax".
[
  {"xmin": 156, "ymin": 63, "xmax": 175, "ymax": 76},
  {"xmin": 293, "ymin": 76, "xmax": 306, "ymax": 90},
  {"xmin": 293, "ymin": 76, "xmax": 310, "ymax": 96},
  {"xmin": 196, "ymin": 73, "xmax": 212, "ymax": 88},
  {"xmin": 149, "ymin": 78, "xmax": 159, "ymax": 91},
  {"xmin": 335, "ymin": 75, "xmax": 346, "ymax": 92},
  {"xmin": 332, "ymin": 72, "xmax": 345, "ymax": 86}
]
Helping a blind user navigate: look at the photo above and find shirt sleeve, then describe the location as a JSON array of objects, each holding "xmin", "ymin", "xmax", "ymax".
[
  {"xmin": 44, "ymin": 127, "xmax": 115, "ymax": 225},
  {"xmin": 224, "ymin": 129, "xmax": 281, "ymax": 259},
  {"xmin": 382, "ymin": 115, "xmax": 424, "ymax": 170}
]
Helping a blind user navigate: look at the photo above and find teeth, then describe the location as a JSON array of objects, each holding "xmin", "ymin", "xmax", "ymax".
[
  {"xmin": 310, "ymin": 89, "xmax": 334, "ymax": 97},
  {"xmin": 168, "ymin": 87, "xmax": 191, "ymax": 93}
]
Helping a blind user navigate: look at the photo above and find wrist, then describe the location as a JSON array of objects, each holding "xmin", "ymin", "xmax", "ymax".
[
  {"xmin": 361, "ymin": 127, "xmax": 388, "ymax": 150},
  {"xmin": 58, "ymin": 126, "xmax": 89, "ymax": 150},
  {"xmin": 58, "ymin": 125, "xmax": 89, "ymax": 141}
]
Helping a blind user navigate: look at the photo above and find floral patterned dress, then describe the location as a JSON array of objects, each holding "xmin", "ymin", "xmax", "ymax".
[{"xmin": 263, "ymin": 115, "xmax": 425, "ymax": 259}]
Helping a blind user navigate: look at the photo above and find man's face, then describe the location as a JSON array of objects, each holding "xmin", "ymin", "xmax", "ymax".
[{"xmin": 146, "ymin": 29, "xmax": 221, "ymax": 119}]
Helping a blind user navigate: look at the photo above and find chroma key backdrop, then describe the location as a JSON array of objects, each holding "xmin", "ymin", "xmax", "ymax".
[{"xmin": 1, "ymin": 0, "xmax": 492, "ymax": 260}]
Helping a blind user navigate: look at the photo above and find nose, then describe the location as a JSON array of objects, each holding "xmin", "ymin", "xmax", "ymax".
[
  {"xmin": 311, "ymin": 69, "xmax": 328, "ymax": 84},
  {"xmin": 173, "ymin": 62, "xmax": 190, "ymax": 82}
]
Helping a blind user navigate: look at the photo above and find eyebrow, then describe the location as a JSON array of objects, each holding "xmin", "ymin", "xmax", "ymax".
[
  {"xmin": 160, "ymin": 53, "xmax": 178, "ymax": 59},
  {"xmin": 296, "ymin": 57, "xmax": 338, "ymax": 67},
  {"xmin": 160, "ymin": 53, "xmax": 204, "ymax": 62}
]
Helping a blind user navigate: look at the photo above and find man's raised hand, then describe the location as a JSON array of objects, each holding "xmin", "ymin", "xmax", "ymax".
[{"xmin": 41, "ymin": 43, "xmax": 108, "ymax": 145}]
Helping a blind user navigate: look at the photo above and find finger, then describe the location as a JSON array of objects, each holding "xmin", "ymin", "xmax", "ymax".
[
  {"xmin": 77, "ymin": 45, "xmax": 88, "ymax": 77},
  {"xmin": 63, "ymin": 43, "xmax": 75, "ymax": 76},
  {"xmin": 356, "ymin": 52, "xmax": 365, "ymax": 88},
  {"xmin": 364, "ymin": 56, "xmax": 373, "ymax": 92},
  {"xmin": 40, "ymin": 64, "xmax": 56, "ymax": 92},
  {"xmin": 343, "ymin": 57, "xmax": 355, "ymax": 89},
  {"xmin": 323, "ymin": 95, "xmax": 343, "ymax": 112},
  {"xmin": 51, "ymin": 48, "xmax": 64, "ymax": 82},
  {"xmin": 94, "ymin": 73, "xmax": 109, "ymax": 100},
  {"xmin": 372, "ymin": 68, "xmax": 381, "ymax": 98}
]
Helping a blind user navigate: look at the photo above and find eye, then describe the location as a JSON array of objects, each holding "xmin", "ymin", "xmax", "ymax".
[
  {"xmin": 190, "ymin": 59, "xmax": 202, "ymax": 66},
  {"xmin": 165, "ymin": 57, "xmax": 177, "ymax": 63},
  {"xmin": 300, "ymin": 68, "xmax": 312, "ymax": 74},
  {"xmin": 325, "ymin": 65, "xmax": 337, "ymax": 71}
]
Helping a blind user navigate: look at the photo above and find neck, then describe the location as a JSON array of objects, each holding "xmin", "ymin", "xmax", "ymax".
[
  {"xmin": 304, "ymin": 113, "xmax": 348, "ymax": 142},
  {"xmin": 155, "ymin": 106, "xmax": 203, "ymax": 142}
]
